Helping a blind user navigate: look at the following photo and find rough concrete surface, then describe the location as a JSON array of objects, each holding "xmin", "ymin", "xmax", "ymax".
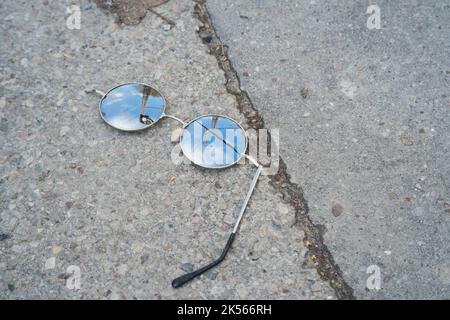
[
  {"xmin": 0, "ymin": 1, "xmax": 334, "ymax": 299},
  {"xmin": 208, "ymin": 0, "xmax": 450, "ymax": 299}
]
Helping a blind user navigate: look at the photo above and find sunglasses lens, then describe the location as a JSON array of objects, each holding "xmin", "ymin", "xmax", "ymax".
[
  {"xmin": 99, "ymin": 83, "xmax": 165, "ymax": 131},
  {"xmin": 180, "ymin": 115, "xmax": 247, "ymax": 169}
]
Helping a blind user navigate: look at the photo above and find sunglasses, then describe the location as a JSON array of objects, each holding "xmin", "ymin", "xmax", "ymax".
[{"xmin": 92, "ymin": 82, "xmax": 262, "ymax": 288}]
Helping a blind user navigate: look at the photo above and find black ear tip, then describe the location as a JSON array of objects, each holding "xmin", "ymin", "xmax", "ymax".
[{"xmin": 172, "ymin": 278, "xmax": 182, "ymax": 288}]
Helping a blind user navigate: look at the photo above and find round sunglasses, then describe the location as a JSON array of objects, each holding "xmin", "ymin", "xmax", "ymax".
[{"xmin": 92, "ymin": 82, "xmax": 262, "ymax": 288}]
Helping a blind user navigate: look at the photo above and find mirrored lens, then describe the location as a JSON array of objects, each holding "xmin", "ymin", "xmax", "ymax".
[
  {"xmin": 180, "ymin": 115, "xmax": 247, "ymax": 169},
  {"xmin": 99, "ymin": 83, "xmax": 165, "ymax": 131}
]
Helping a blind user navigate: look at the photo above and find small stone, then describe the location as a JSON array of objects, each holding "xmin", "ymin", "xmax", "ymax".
[
  {"xmin": 60, "ymin": 126, "xmax": 70, "ymax": 137},
  {"xmin": 65, "ymin": 201, "xmax": 74, "ymax": 210},
  {"xmin": 20, "ymin": 58, "xmax": 28, "ymax": 67},
  {"xmin": 52, "ymin": 245, "xmax": 62, "ymax": 255},
  {"xmin": 205, "ymin": 271, "xmax": 218, "ymax": 280},
  {"xmin": 217, "ymin": 197, "xmax": 227, "ymax": 210},
  {"xmin": 401, "ymin": 133, "xmax": 413, "ymax": 146},
  {"xmin": 117, "ymin": 264, "xmax": 128, "ymax": 275},
  {"xmin": 69, "ymin": 242, "xmax": 78, "ymax": 250},
  {"xmin": 301, "ymin": 87, "xmax": 309, "ymax": 99},
  {"xmin": 439, "ymin": 264, "xmax": 450, "ymax": 284},
  {"xmin": 140, "ymin": 254, "xmax": 149, "ymax": 265},
  {"xmin": 25, "ymin": 99, "xmax": 34, "ymax": 107},
  {"xmin": 340, "ymin": 80, "xmax": 357, "ymax": 99},
  {"xmin": 311, "ymin": 282, "xmax": 322, "ymax": 292},
  {"xmin": 171, "ymin": 127, "xmax": 183, "ymax": 143},
  {"xmin": 278, "ymin": 203, "xmax": 289, "ymax": 214},
  {"xmin": 109, "ymin": 290, "xmax": 125, "ymax": 300},
  {"xmin": 303, "ymin": 112, "xmax": 310, "ymax": 118},
  {"xmin": 388, "ymin": 192, "xmax": 398, "ymax": 200},
  {"xmin": 24, "ymin": 155, "xmax": 33, "ymax": 166},
  {"xmin": 181, "ymin": 263, "xmax": 194, "ymax": 273},
  {"xmin": 0, "ymin": 97, "xmax": 6, "ymax": 109},
  {"xmin": 331, "ymin": 203, "xmax": 344, "ymax": 217},
  {"xmin": 224, "ymin": 213, "xmax": 235, "ymax": 225},
  {"xmin": 384, "ymin": 250, "xmax": 392, "ymax": 255},
  {"xmin": 57, "ymin": 97, "xmax": 65, "ymax": 107},
  {"xmin": 131, "ymin": 242, "xmax": 144, "ymax": 253},
  {"xmin": 0, "ymin": 233, "xmax": 11, "ymax": 241},
  {"xmin": 162, "ymin": 24, "xmax": 172, "ymax": 31},
  {"xmin": 45, "ymin": 257, "xmax": 56, "ymax": 269},
  {"xmin": 237, "ymin": 287, "xmax": 248, "ymax": 297}
]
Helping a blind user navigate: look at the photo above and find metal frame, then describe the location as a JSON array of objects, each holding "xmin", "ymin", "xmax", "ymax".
[
  {"xmin": 93, "ymin": 83, "xmax": 263, "ymax": 289},
  {"xmin": 179, "ymin": 113, "xmax": 249, "ymax": 170},
  {"xmin": 98, "ymin": 82, "xmax": 168, "ymax": 132}
]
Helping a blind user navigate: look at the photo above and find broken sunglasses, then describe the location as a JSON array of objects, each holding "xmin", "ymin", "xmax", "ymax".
[{"xmin": 91, "ymin": 82, "xmax": 263, "ymax": 288}]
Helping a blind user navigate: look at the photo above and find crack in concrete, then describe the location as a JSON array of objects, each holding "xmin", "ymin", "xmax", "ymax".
[
  {"xmin": 193, "ymin": 0, "xmax": 355, "ymax": 300},
  {"xmin": 91, "ymin": 0, "xmax": 355, "ymax": 299}
]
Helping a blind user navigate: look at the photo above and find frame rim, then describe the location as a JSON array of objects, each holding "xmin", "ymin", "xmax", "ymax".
[
  {"xmin": 98, "ymin": 82, "xmax": 167, "ymax": 132},
  {"xmin": 179, "ymin": 113, "xmax": 249, "ymax": 169}
]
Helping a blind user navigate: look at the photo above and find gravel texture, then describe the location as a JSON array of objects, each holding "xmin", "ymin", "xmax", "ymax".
[
  {"xmin": 0, "ymin": 0, "xmax": 333, "ymax": 299},
  {"xmin": 207, "ymin": 0, "xmax": 450, "ymax": 299}
]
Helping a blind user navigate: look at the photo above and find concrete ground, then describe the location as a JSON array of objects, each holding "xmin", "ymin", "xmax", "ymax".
[
  {"xmin": 0, "ymin": 1, "xmax": 334, "ymax": 299},
  {"xmin": 208, "ymin": 0, "xmax": 450, "ymax": 299},
  {"xmin": 2, "ymin": 0, "xmax": 449, "ymax": 300}
]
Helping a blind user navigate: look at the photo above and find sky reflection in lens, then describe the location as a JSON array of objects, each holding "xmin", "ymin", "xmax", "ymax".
[
  {"xmin": 180, "ymin": 115, "xmax": 247, "ymax": 169},
  {"xmin": 100, "ymin": 83, "xmax": 165, "ymax": 131}
]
